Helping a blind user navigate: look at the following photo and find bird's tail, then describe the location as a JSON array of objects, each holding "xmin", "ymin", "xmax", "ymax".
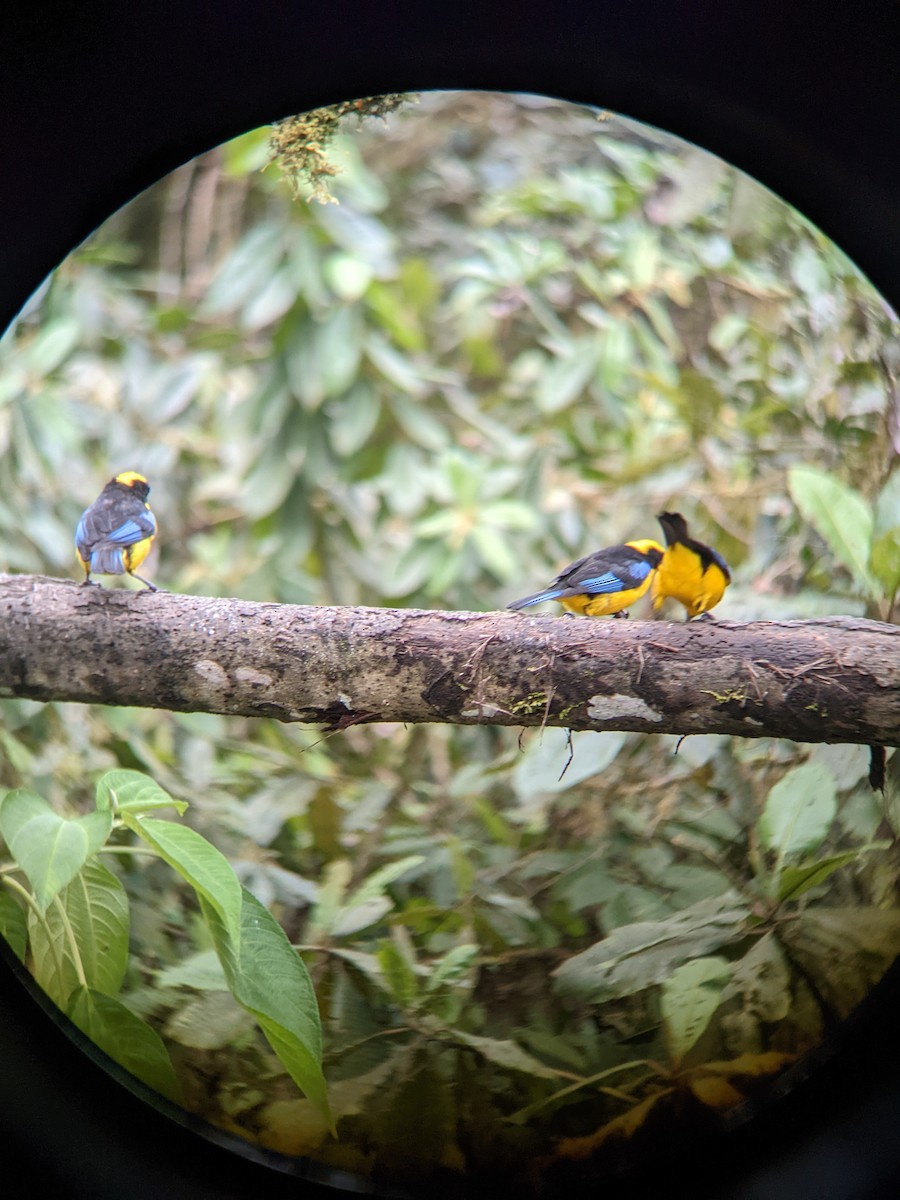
[
  {"xmin": 90, "ymin": 545, "xmax": 126, "ymax": 575},
  {"xmin": 507, "ymin": 588, "xmax": 564, "ymax": 610}
]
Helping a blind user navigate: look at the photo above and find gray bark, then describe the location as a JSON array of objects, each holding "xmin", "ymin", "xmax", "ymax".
[{"xmin": 1, "ymin": 573, "xmax": 898, "ymax": 746}]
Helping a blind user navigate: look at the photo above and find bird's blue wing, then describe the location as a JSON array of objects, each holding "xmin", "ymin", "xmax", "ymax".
[
  {"xmin": 74, "ymin": 514, "xmax": 90, "ymax": 554},
  {"xmin": 104, "ymin": 512, "xmax": 156, "ymax": 545},
  {"xmin": 578, "ymin": 559, "xmax": 652, "ymax": 594}
]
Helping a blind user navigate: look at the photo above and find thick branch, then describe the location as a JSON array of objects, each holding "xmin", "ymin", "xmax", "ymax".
[{"xmin": 1, "ymin": 574, "xmax": 898, "ymax": 746}]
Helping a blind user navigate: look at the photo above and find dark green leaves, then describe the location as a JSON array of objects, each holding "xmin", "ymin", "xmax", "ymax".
[
  {"xmin": 202, "ymin": 888, "xmax": 330, "ymax": 1126},
  {"xmin": 552, "ymin": 892, "xmax": 750, "ymax": 1004}
]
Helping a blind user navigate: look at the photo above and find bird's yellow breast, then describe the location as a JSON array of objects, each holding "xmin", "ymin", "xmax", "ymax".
[{"xmin": 651, "ymin": 543, "xmax": 728, "ymax": 618}]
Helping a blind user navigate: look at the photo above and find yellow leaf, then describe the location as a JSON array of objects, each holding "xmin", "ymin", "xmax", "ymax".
[
  {"xmin": 554, "ymin": 1089, "xmax": 674, "ymax": 1159},
  {"xmin": 688, "ymin": 1074, "xmax": 743, "ymax": 1110},
  {"xmin": 701, "ymin": 1051, "xmax": 795, "ymax": 1079}
]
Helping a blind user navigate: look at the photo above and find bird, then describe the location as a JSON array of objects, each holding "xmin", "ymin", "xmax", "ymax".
[
  {"xmin": 507, "ymin": 539, "xmax": 664, "ymax": 618},
  {"xmin": 75, "ymin": 471, "xmax": 159, "ymax": 591},
  {"xmin": 651, "ymin": 511, "xmax": 730, "ymax": 619}
]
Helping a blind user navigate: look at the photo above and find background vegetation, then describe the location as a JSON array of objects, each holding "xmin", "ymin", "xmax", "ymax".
[{"xmin": 1, "ymin": 92, "xmax": 899, "ymax": 1190}]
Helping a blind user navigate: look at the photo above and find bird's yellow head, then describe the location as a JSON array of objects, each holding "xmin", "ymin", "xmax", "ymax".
[
  {"xmin": 114, "ymin": 471, "xmax": 149, "ymax": 489},
  {"xmin": 626, "ymin": 538, "xmax": 665, "ymax": 565}
]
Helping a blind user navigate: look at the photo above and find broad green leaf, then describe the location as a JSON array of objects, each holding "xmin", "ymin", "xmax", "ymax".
[
  {"xmin": 67, "ymin": 986, "xmax": 182, "ymax": 1104},
  {"xmin": 29, "ymin": 860, "xmax": 129, "ymax": 1007},
  {"xmin": 535, "ymin": 343, "xmax": 599, "ymax": 413},
  {"xmin": 21, "ymin": 316, "xmax": 81, "ymax": 374},
  {"xmin": 758, "ymin": 762, "xmax": 837, "ymax": 860},
  {"xmin": 155, "ymin": 948, "xmax": 229, "ymax": 991},
  {"xmin": 328, "ymin": 383, "xmax": 381, "ymax": 456},
  {"xmin": 471, "ymin": 524, "xmax": 519, "ymax": 581},
  {"xmin": 777, "ymin": 851, "xmax": 861, "ymax": 902},
  {"xmin": 95, "ymin": 770, "xmax": 187, "ymax": 816},
  {"xmin": 788, "ymin": 465, "xmax": 876, "ymax": 594},
  {"xmin": 0, "ymin": 790, "xmax": 112, "ymax": 912},
  {"xmin": 513, "ymin": 728, "xmax": 626, "ymax": 799},
  {"xmin": 344, "ymin": 855, "xmax": 425, "ymax": 909},
  {"xmin": 125, "ymin": 817, "xmax": 242, "ymax": 951},
  {"xmin": 330, "ymin": 896, "xmax": 393, "ymax": 938},
  {"xmin": 0, "ymin": 891, "xmax": 27, "ymax": 961},
  {"xmin": 449, "ymin": 1029, "xmax": 561, "ymax": 1080},
  {"xmin": 426, "ymin": 943, "xmax": 479, "ymax": 992},
  {"xmin": 553, "ymin": 891, "xmax": 750, "ymax": 1004},
  {"xmin": 201, "ymin": 888, "xmax": 329, "ymax": 1126},
  {"xmin": 661, "ymin": 957, "xmax": 730, "ymax": 1065}
]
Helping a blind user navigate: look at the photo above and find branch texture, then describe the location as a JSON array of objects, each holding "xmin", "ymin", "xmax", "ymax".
[{"xmin": 1, "ymin": 574, "xmax": 899, "ymax": 746}]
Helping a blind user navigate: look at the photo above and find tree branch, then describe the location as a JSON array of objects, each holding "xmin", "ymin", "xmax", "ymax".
[{"xmin": 1, "ymin": 574, "xmax": 898, "ymax": 746}]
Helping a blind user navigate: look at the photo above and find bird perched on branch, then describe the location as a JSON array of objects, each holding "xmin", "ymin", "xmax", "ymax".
[
  {"xmin": 75, "ymin": 471, "xmax": 159, "ymax": 591},
  {"xmin": 508, "ymin": 539, "xmax": 664, "ymax": 618},
  {"xmin": 651, "ymin": 511, "xmax": 730, "ymax": 619}
]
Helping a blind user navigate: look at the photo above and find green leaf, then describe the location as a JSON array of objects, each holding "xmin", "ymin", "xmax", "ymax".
[
  {"xmin": 377, "ymin": 938, "xmax": 420, "ymax": 1008},
  {"xmin": 21, "ymin": 316, "xmax": 81, "ymax": 374},
  {"xmin": 513, "ymin": 728, "xmax": 626, "ymax": 799},
  {"xmin": 869, "ymin": 528, "xmax": 900, "ymax": 595},
  {"xmin": 661, "ymin": 957, "xmax": 730, "ymax": 1065},
  {"xmin": 156, "ymin": 948, "xmax": 229, "ymax": 991},
  {"xmin": 0, "ymin": 789, "xmax": 112, "ymax": 912},
  {"xmin": 344, "ymin": 855, "xmax": 426, "ymax": 909},
  {"xmin": 67, "ymin": 986, "xmax": 182, "ymax": 1105},
  {"xmin": 426, "ymin": 943, "xmax": 479, "ymax": 993},
  {"xmin": 553, "ymin": 891, "xmax": 750, "ymax": 1004},
  {"xmin": 28, "ymin": 860, "xmax": 129, "ymax": 1007},
  {"xmin": 449, "ymin": 1029, "xmax": 561, "ymax": 1080},
  {"xmin": 777, "ymin": 851, "xmax": 861, "ymax": 902},
  {"xmin": 534, "ymin": 343, "xmax": 600, "ymax": 413},
  {"xmin": 874, "ymin": 470, "xmax": 900, "ymax": 537},
  {"xmin": 758, "ymin": 762, "xmax": 838, "ymax": 860},
  {"xmin": 304, "ymin": 858, "xmax": 351, "ymax": 942},
  {"xmin": 788, "ymin": 465, "xmax": 876, "ymax": 594},
  {"xmin": 202, "ymin": 888, "xmax": 330, "ymax": 1126},
  {"xmin": 95, "ymin": 770, "xmax": 187, "ymax": 817},
  {"xmin": 125, "ymin": 816, "xmax": 242, "ymax": 951},
  {"xmin": 0, "ymin": 890, "xmax": 27, "ymax": 961},
  {"xmin": 328, "ymin": 854, "xmax": 425, "ymax": 938}
]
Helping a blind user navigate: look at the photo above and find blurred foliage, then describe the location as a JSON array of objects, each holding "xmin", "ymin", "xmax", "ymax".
[{"xmin": 1, "ymin": 92, "xmax": 900, "ymax": 1190}]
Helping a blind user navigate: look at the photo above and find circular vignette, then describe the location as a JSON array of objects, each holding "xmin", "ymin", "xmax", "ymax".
[{"xmin": 2, "ymin": 7, "xmax": 900, "ymax": 1200}]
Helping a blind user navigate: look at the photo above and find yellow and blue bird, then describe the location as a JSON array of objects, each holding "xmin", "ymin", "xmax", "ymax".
[
  {"xmin": 508, "ymin": 539, "xmax": 664, "ymax": 618},
  {"xmin": 651, "ymin": 511, "xmax": 730, "ymax": 619},
  {"xmin": 75, "ymin": 471, "xmax": 158, "ymax": 591}
]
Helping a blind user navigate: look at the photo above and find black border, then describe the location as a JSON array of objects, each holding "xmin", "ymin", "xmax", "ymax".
[{"xmin": 3, "ymin": 4, "xmax": 900, "ymax": 1197}]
